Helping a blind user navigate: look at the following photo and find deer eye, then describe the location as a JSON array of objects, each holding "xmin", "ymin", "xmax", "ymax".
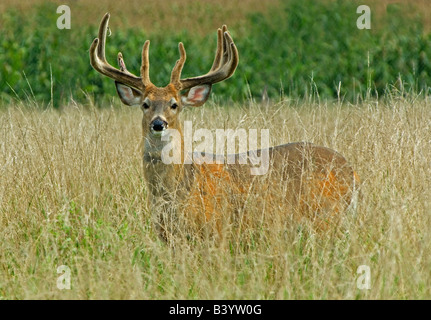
[
  {"xmin": 171, "ymin": 103, "xmax": 178, "ymax": 110},
  {"xmin": 142, "ymin": 102, "xmax": 150, "ymax": 109}
]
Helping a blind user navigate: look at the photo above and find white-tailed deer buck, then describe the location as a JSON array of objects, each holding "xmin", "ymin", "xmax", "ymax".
[{"xmin": 90, "ymin": 13, "xmax": 359, "ymax": 242}]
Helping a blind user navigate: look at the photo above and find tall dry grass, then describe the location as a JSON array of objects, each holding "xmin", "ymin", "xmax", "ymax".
[{"xmin": 1, "ymin": 92, "xmax": 430, "ymax": 299}]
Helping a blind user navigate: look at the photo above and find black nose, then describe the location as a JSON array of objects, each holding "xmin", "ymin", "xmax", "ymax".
[{"xmin": 151, "ymin": 118, "xmax": 167, "ymax": 132}]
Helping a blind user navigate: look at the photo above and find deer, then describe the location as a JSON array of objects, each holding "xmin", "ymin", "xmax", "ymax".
[{"xmin": 90, "ymin": 13, "xmax": 359, "ymax": 243}]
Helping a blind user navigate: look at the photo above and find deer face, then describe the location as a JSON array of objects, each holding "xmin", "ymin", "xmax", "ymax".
[
  {"xmin": 115, "ymin": 82, "xmax": 211, "ymax": 137},
  {"xmin": 90, "ymin": 13, "xmax": 238, "ymax": 138}
]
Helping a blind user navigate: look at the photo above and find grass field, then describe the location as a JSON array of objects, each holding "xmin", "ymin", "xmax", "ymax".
[
  {"xmin": 1, "ymin": 0, "xmax": 431, "ymax": 300},
  {"xmin": 1, "ymin": 91, "xmax": 430, "ymax": 299}
]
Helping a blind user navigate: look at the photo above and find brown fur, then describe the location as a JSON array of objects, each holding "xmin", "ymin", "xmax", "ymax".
[{"xmin": 140, "ymin": 95, "xmax": 359, "ymax": 241}]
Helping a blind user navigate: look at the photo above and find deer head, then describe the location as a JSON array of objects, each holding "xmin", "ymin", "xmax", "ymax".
[{"xmin": 89, "ymin": 13, "xmax": 238, "ymax": 139}]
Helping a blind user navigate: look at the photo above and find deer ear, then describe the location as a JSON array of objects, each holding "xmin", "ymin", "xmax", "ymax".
[
  {"xmin": 115, "ymin": 81, "xmax": 143, "ymax": 106},
  {"xmin": 181, "ymin": 84, "xmax": 212, "ymax": 107}
]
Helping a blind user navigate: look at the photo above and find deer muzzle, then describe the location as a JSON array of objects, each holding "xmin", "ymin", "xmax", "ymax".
[{"xmin": 150, "ymin": 117, "xmax": 168, "ymax": 136}]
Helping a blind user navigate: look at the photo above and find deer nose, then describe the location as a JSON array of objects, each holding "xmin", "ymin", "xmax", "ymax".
[{"xmin": 151, "ymin": 118, "xmax": 168, "ymax": 132}]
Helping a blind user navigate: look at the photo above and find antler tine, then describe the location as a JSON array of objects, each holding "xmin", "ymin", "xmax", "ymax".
[
  {"xmin": 178, "ymin": 25, "xmax": 239, "ymax": 91},
  {"xmin": 140, "ymin": 40, "xmax": 152, "ymax": 87},
  {"xmin": 117, "ymin": 52, "xmax": 138, "ymax": 77},
  {"xmin": 220, "ymin": 25, "xmax": 230, "ymax": 68},
  {"xmin": 170, "ymin": 42, "xmax": 186, "ymax": 90},
  {"xmin": 209, "ymin": 28, "xmax": 223, "ymax": 72},
  {"xmin": 89, "ymin": 13, "xmax": 145, "ymax": 91},
  {"xmin": 222, "ymin": 29, "xmax": 238, "ymax": 79}
]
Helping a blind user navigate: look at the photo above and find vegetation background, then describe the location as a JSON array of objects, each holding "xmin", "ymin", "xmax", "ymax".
[
  {"xmin": 1, "ymin": 0, "xmax": 431, "ymax": 107},
  {"xmin": 0, "ymin": 0, "xmax": 431, "ymax": 300}
]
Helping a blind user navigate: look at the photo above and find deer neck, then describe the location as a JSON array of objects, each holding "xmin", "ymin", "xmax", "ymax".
[{"xmin": 142, "ymin": 125, "xmax": 187, "ymax": 199}]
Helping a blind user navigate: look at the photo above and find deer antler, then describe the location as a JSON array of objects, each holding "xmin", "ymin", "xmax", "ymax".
[
  {"xmin": 89, "ymin": 13, "xmax": 151, "ymax": 91},
  {"xmin": 170, "ymin": 25, "xmax": 239, "ymax": 91},
  {"xmin": 90, "ymin": 14, "xmax": 238, "ymax": 92}
]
